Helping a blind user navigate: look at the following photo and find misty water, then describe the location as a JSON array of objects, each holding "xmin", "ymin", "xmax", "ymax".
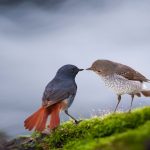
[{"xmin": 0, "ymin": 0, "xmax": 150, "ymax": 137}]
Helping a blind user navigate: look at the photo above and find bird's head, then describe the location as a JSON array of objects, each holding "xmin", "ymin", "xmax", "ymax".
[
  {"xmin": 56, "ymin": 65, "xmax": 83, "ymax": 79},
  {"xmin": 86, "ymin": 60, "xmax": 116, "ymax": 76}
]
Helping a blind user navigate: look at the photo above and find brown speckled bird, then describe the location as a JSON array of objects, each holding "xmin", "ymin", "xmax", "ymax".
[{"xmin": 87, "ymin": 60, "xmax": 150, "ymax": 112}]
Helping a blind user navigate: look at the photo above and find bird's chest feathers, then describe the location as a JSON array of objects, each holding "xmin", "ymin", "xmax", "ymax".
[
  {"xmin": 61, "ymin": 95, "xmax": 74, "ymax": 110},
  {"xmin": 101, "ymin": 74, "xmax": 142, "ymax": 95}
]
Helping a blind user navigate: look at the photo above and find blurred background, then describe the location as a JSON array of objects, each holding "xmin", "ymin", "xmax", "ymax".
[{"xmin": 0, "ymin": 0, "xmax": 150, "ymax": 137}]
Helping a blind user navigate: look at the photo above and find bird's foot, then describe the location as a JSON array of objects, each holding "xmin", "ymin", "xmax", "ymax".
[
  {"xmin": 74, "ymin": 120, "xmax": 82, "ymax": 125},
  {"xmin": 128, "ymin": 109, "xmax": 132, "ymax": 113},
  {"xmin": 113, "ymin": 110, "xmax": 117, "ymax": 114}
]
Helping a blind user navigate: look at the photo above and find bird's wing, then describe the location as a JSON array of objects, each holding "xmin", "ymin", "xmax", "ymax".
[
  {"xmin": 42, "ymin": 79, "xmax": 77, "ymax": 107},
  {"xmin": 115, "ymin": 63, "xmax": 149, "ymax": 82}
]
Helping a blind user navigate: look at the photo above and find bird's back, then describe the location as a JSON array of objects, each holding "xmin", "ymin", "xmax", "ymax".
[
  {"xmin": 112, "ymin": 61, "xmax": 149, "ymax": 82},
  {"xmin": 42, "ymin": 77, "xmax": 77, "ymax": 106}
]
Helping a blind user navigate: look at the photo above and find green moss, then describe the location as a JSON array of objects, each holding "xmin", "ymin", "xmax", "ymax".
[
  {"xmin": 64, "ymin": 121, "xmax": 150, "ymax": 150},
  {"xmin": 24, "ymin": 107, "xmax": 150, "ymax": 150}
]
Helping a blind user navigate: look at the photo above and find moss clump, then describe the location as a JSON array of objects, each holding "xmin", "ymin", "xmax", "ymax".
[
  {"xmin": 24, "ymin": 107, "xmax": 150, "ymax": 150},
  {"xmin": 64, "ymin": 121, "xmax": 150, "ymax": 150}
]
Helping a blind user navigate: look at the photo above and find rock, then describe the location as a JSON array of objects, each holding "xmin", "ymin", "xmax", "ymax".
[{"xmin": 6, "ymin": 136, "xmax": 36, "ymax": 150}]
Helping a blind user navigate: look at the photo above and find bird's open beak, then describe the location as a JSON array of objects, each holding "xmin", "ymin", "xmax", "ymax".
[
  {"xmin": 78, "ymin": 69, "xmax": 84, "ymax": 71},
  {"xmin": 86, "ymin": 67, "xmax": 92, "ymax": 70}
]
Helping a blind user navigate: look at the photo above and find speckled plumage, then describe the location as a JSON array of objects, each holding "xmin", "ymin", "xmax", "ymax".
[{"xmin": 100, "ymin": 73, "xmax": 143, "ymax": 95}]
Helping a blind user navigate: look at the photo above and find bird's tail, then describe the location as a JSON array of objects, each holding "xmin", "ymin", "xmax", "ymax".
[
  {"xmin": 141, "ymin": 90, "xmax": 150, "ymax": 97},
  {"xmin": 24, "ymin": 106, "xmax": 49, "ymax": 132},
  {"xmin": 24, "ymin": 103, "xmax": 61, "ymax": 132},
  {"xmin": 48, "ymin": 103, "xmax": 61, "ymax": 129}
]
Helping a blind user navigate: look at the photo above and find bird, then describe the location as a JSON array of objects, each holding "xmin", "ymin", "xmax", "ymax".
[
  {"xmin": 87, "ymin": 60, "xmax": 150, "ymax": 112},
  {"xmin": 24, "ymin": 65, "xmax": 83, "ymax": 132}
]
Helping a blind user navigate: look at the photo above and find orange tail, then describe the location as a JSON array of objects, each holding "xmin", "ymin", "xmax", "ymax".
[
  {"xmin": 141, "ymin": 90, "xmax": 150, "ymax": 97},
  {"xmin": 49, "ymin": 103, "xmax": 61, "ymax": 129},
  {"xmin": 24, "ymin": 103, "xmax": 62, "ymax": 132},
  {"xmin": 24, "ymin": 106, "xmax": 49, "ymax": 132}
]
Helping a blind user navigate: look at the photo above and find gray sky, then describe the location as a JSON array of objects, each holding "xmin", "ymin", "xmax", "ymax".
[{"xmin": 0, "ymin": 0, "xmax": 150, "ymax": 137}]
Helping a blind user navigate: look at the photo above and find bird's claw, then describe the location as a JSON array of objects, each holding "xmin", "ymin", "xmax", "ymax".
[
  {"xmin": 74, "ymin": 120, "xmax": 82, "ymax": 125},
  {"xmin": 128, "ymin": 109, "xmax": 132, "ymax": 113}
]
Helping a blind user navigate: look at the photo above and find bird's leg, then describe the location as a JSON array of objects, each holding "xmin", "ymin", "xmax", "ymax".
[
  {"xmin": 114, "ymin": 95, "xmax": 121, "ymax": 113},
  {"xmin": 64, "ymin": 110, "xmax": 79, "ymax": 124},
  {"xmin": 128, "ymin": 94, "xmax": 134, "ymax": 113}
]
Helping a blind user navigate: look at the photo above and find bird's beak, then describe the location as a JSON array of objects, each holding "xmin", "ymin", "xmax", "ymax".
[
  {"xmin": 78, "ymin": 69, "xmax": 84, "ymax": 71},
  {"xmin": 86, "ymin": 67, "xmax": 92, "ymax": 70}
]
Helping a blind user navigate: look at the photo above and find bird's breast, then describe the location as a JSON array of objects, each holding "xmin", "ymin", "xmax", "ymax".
[
  {"xmin": 60, "ymin": 99, "xmax": 69, "ymax": 111},
  {"xmin": 101, "ymin": 74, "xmax": 143, "ymax": 95},
  {"xmin": 60, "ymin": 95, "xmax": 75, "ymax": 111}
]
